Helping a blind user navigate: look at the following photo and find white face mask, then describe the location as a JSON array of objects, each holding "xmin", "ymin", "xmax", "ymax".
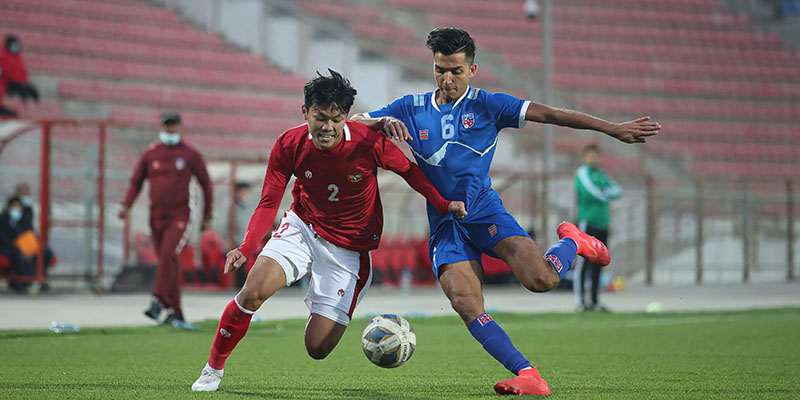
[
  {"xmin": 20, "ymin": 196, "xmax": 32, "ymax": 207},
  {"xmin": 8, "ymin": 207, "xmax": 22, "ymax": 222},
  {"xmin": 159, "ymin": 131, "xmax": 181, "ymax": 146}
]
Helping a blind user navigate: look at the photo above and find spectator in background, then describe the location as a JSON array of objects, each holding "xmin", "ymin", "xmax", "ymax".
[
  {"xmin": 573, "ymin": 144, "xmax": 620, "ymax": 312},
  {"xmin": 1, "ymin": 35, "xmax": 39, "ymax": 103},
  {"xmin": 119, "ymin": 111, "xmax": 214, "ymax": 325},
  {"xmin": 0, "ymin": 59, "xmax": 17, "ymax": 117},
  {"xmin": 233, "ymin": 181, "xmax": 252, "ymax": 288},
  {"xmin": 0, "ymin": 196, "xmax": 53, "ymax": 294}
]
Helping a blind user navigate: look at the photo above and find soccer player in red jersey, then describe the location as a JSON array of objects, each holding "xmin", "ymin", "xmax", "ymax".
[{"xmin": 191, "ymin": 70, "xmax": 466, "ymax": 391}]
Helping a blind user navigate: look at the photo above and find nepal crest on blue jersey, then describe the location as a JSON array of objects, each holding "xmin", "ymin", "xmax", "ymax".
[{"xmin": 461, "ymin": 113, "xmax": 475, "ymax": 129}]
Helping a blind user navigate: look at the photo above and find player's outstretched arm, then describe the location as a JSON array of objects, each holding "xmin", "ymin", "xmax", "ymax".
[
  {"xmin": 351, "ymin": 113, "xmax": 412, "ymax": 141},
  {"xmin": 525, "ymin": 102, "xmax": 661, "ymax": 144}
]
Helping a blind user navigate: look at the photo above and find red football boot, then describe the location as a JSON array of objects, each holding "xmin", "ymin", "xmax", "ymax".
[
  {"xmin": 557, "ymin": 221, "xmax": 610, "ymax": 266},
  {"xmin": 493, "ymin": 367, "xmax": 550, "ymax": 396}
]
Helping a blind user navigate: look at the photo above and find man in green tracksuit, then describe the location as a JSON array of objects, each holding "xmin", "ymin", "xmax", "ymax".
[{"xmin": 573, "ymin": 144, "xmax": 620, "ymax": 311}]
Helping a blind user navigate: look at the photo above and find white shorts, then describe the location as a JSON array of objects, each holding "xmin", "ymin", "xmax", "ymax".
[{"xmin": 259, "ymin": 210, "xmax": 372, "ymax": 326}]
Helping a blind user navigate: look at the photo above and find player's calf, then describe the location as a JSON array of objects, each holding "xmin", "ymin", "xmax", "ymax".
[{"xmin": 304, "ymin": 313, "xmax": 348, "ymax": 359}]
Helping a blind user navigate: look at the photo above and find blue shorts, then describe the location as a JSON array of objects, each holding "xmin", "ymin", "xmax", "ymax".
[{"xmin": 428, "ymin": 193, "xmax": 530, "ymax": 278}]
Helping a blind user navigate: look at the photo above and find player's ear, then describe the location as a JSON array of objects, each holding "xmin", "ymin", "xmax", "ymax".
[
  {"xmin": 301, "ymin": 105, "xmax": 308, "ymax": 120},
  {"xmin": 469, "ymin": 63, "xmax": 477, "ymax": 78}
]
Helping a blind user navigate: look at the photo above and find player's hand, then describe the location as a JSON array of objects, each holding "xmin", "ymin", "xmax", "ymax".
[
  {"xmin": 117, "ymin": 206, "xmax": 129, "ymax": 220},
  {"xmin": 609, "ymin": 116, "xmax": 661, "ymax": 144},
  {"xmin": 224, "ymin": 249, "xmax": 247, "ymax": 274},
  {"xmin": 447, "ymin": 201, "xmax": 467, "ymax": 219},
  {"xmin": 379, "ymin": 117, "xmax": 412, "ymax": 141}
]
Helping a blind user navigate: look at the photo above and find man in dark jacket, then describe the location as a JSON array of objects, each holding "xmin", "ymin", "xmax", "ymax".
[{"xmin": 119, "ymin": 112, "xmax": 214, "ymax": 324}]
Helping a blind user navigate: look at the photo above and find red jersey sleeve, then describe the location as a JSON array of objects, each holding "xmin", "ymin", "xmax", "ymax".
[
  {"xmin": 189, "ymin": 151, "xmax": 214, "ymax": 220},
  {"xmin": 372, "ymin": 133, "xmax": 451, "ymax": 215},
  {"xmin": 237, "ymin": 138, "xmax": 293, "ymax": 258},
  {"xmin": 122, "ymin": 150, "xmax": 149, "ymax": 208}
]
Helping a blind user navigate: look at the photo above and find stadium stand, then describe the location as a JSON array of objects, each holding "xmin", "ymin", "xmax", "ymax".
[
  {"xmin": 0, "ymin": 0, "xmax": 307, "ymax": 160},
  {"xmin": 383, "ymin": 0, "xmax": 800, "ymax": 179}
]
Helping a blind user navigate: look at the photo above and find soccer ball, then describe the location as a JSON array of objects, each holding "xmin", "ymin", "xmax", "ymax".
[{"xmin": 361, "ymin": 314, "xmax": 416, "ymax": 368}]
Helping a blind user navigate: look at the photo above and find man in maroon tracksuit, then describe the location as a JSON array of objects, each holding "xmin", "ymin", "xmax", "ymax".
[{"xmin": 119, "ymin": 112, "xmax": 214, "ymax": 324}]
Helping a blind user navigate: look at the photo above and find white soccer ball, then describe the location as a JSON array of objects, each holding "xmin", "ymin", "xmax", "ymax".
[{"xmin": 361, "ymin": 314, "xmax": 416, "ymax": 368}]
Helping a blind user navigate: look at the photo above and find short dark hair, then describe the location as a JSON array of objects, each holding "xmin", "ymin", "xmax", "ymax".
[
  {"xmin": 303, "ymin": 69, "xmax": 357, "ymax": 114},
  {"xmin": 426, "ymin": 27, "xmax": 476, "ymax": 64},
  {"xmin": 583, "ymin": 143, "xmax": 600, "ymax": 154},
  {"xmin": 6, "ymin": 196, "xmax": 22, "ymax": 209},
  {"xmin": 235, "ymin": 181, "xmax": 251, "ymax": 191}
]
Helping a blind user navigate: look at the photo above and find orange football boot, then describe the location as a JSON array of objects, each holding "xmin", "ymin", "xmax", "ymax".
[
  {"xmin": 557, "ymin": 221, "xmax": 610, "ymax": 266},
  {"xmin": 493, "ymin": 367, "xmax": 550, "ymax": 396}
]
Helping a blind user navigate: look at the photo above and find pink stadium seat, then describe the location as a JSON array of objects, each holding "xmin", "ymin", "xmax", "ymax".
[
  {"xmin": 0, "ymin": 0, "xmax": 178, "ymax": 24},
  {"xmin": 648, "ymin": 142, "xmax": 800, "ymax": 162},
  {"xmin": 0, "ymin": 9, "xmax": 225, "ymax": 48},
  {"xmin": 109, "ymin": 105, "xmax": 301, "ymax": 136},
  {"xmin": 574, "ymin": 94, "xmax": 800, "ymax": 121},
  {"xmin": 59, "ymin": 79, "xmax": 302, "ymax": 115},
  {"xmin": 552, "ymin": 73, "xmax": 800, "ymax": 100},
  {"xmin": 25, "ymin": 53, "xmax": 306, "ymax": 92},
  {"xmin": 689, "ymin": 161, "xmax": 800, "ymax": 179},
  {"xmin": 11, "ymin": 28, "xmax": 268, "ymax": 73}
]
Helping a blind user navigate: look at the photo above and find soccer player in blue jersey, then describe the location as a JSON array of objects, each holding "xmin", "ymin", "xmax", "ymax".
[{"xmin": 352, "ymin": 28, "xmax": 660, "ymax": 395}]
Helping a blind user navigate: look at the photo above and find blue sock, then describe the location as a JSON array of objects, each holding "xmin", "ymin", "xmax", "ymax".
[
  {"xmin": 544, "ymin": 238, "xmax": 578, "ymax": 279},
  {"xmin": 467, "ymin": 314, "xmax": 532, "ymax": 375}
]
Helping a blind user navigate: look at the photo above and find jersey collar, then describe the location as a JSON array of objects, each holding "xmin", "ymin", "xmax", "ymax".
[{"xmin": 431, "ymin": 86, "xmax": 472, "ymax": 112}]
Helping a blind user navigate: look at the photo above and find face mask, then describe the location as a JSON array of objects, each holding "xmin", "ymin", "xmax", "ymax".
[
  {"xmin": 20, "ymin": 196, "xmax": 32, "ymax": 207},
  {"xmin": 159, "ymin": 131, "xmax": 181, "ymax": 146},
  {"xmin": 8, "ymin": 207, "xmax": 22, "ymax": 222},
  {"xmin": 8, "ymin": 41, "xmax": 20, "ymax": 54}
]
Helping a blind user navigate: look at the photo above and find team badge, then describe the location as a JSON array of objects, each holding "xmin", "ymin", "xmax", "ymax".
[
  {"xmin": 337, "ymin": 289, "xmax": 345, "ymax": 297},
  {"xmin": 348, "ymin": 171, "xmax": 363, "ymax": 182},
  {"xmin": 305, "ymin": 170, "xmax": 312, "ymax": 179},
  {"xmin": 175, "ymin": 157, "xmax": 186, "ymax": 170},
  {"xmin": 488, "ymin": 224, "xmax": 497, "ymax": 237},
  {"xmin": 461, "ymin": 113, "xmax": 475, "ymax": 129},
  {"xmin": 545, "ymin": 254, "xmax": 564, "ymax": 273},
  {"xmin": 477, "ymin": 313, "xmax": 493, "ymax": 326},
  {"xmin": 419, "ymin": 129, "xmax": 429, "ymax": 140}
]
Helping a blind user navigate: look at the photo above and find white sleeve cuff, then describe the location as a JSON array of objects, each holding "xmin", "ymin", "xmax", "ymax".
[{"xmin": 518, "ymin": 101, "xmax": 531, "ymax": 128}]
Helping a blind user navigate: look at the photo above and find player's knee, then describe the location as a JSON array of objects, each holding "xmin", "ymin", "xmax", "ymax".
[
  {"xmin": 237, "ymin": 287, "xmax": 267, "ymax": 310},
  {"xmin": 306, "ymin": 342, "xmax": 333, "ymax": 360},
  {"xmin": 521, "ymin": 271, "xmax": 559, "ymax": 293},
  {"xmin": 449, "ymin": 295, "xmax": 483, "ymax": 322}
]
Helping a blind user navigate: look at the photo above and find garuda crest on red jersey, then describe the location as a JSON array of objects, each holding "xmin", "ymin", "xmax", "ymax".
[{"xmin": 348, "ymin": 171, "xmax": 363, "ymax": 182}]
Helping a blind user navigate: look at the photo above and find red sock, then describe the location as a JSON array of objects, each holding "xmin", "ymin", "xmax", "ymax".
[{"xmin": 208, "ymin": 298, "xmax": 254, "ymax": 370}]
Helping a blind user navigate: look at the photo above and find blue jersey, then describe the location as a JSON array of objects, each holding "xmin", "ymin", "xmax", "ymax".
[{"xmin": 367, "ymin": 87, "xmax": 530, "ymax": 231}]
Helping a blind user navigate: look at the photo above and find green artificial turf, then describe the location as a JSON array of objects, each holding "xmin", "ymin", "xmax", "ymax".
[{"xmin": 1, "ymin": 308, "xmax": 799, "ymax": 399}]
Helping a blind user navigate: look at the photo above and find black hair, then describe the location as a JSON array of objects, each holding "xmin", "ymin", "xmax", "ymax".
[
  {"xmin": 583, "ymin": 143, "xmax": 600, "ymax": 154},
  {"xmin": 426, "ymin": 27, "xmax": 476, "ymax": 64},
  {"xmin": 6, "ymin": 196, "xmax": 22, "ymax": 208},
  {"xmin": 235, "ymin": 182, "xmax": 251, "ymax": 191},
  {"xmin": 5, "ymin": 34, "xmax": 18, "ymax": 48},
  {"xmin": 303, "ymin": 69, "xmax": 357, "ymax": 114}
]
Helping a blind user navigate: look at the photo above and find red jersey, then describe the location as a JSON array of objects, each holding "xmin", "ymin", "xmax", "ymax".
[
  {"xmin": 122, "ymin": 140, "xmax": 213, "ymax": 220},
  {"xmin": 239, "ymin": 121, "xmax": 450, "ymax": 256},
  {"xmin": 0, "ymin": 47, "xmax": 28, "ymax": 84}
]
